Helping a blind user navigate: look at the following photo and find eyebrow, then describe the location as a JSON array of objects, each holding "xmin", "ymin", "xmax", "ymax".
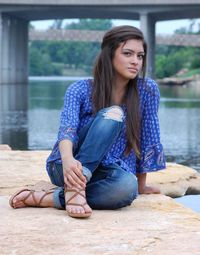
[{"xmin": 122, "ymin": 48, "xmax": 145, "ymax": 54}]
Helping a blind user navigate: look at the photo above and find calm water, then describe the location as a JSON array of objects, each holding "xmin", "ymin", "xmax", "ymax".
[{"xmin": 1, "ymin": 78, "xmax": 200, "ymax": 173}]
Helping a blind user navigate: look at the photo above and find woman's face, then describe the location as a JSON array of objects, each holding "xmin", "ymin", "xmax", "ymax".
[{"xmin": 112, "ymin": 39, "xmax": 145, "ymax": 82}]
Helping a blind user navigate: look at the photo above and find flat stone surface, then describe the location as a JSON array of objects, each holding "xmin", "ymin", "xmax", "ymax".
[
  {"xmin": 0, "ymin": 150, "xmax": 200, "ymax": 254},
  {"xmin": 1, "ymin": 195, "xmax": 200, "ymax": 255},
  {"xmin": 0, "ymin": 150, "xmax": 50, "ymax": 196}
]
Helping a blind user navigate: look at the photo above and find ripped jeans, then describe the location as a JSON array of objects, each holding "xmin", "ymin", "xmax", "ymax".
[{"xmin": 48, "ymin": 106, "xmax": 138, "ymax": 210}]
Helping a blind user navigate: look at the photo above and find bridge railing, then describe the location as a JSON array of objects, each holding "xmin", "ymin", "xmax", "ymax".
[{"xmin": 29, "ymin": 29, "xmax": 200, "ymax": 47}]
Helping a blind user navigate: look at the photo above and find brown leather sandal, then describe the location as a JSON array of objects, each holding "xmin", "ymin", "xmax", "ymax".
[
  {"xmin": 9, "ymin": 181, "xmax": 57, "ymax": 209},
  {"xmin": 65, "ymin": 186, "xmax": 92, "ymax": 218}
]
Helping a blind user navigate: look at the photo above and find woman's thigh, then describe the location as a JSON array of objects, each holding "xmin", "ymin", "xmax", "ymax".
[{"xmin": 86, "ymin": 164, "xmax": 138, "ymax": 210}]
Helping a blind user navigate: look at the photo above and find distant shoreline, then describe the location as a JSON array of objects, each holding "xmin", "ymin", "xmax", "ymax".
[{"xmin": 29, "ymin": 76, "xmax": 92, "ymax": 81}]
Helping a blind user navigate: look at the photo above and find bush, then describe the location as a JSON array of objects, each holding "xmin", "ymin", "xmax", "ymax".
[{"xmin": 191, "ymin": 56, "xmax": 200, "ymax": 69}]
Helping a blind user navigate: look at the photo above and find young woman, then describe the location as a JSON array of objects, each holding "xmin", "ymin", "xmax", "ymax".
[{"xmin": 9, "ymin": 25, "xmax": 166, "ymax": 218}]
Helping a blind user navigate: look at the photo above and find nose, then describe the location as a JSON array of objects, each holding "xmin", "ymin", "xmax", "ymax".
[{"xmin": 130, "ymin": 54, "xmax": 139, "ymax": 65}]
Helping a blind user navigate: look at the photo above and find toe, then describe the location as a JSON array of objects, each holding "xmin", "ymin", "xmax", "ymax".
[
  {"xmin": 76, "ymin": 207, "xmax": 83, "ymax": 214},
  {"xmin": 85, "ymin": 204, "xmax": 92, "ymax": 213},
  {"xmin": 80, "ymin": 207, "xmax": 85, "ymax": 214},
  {"xmin": 76, "ymin": 208, "xmax": 81, "ymax": 214},
  {"xmin": 67, "ymin": 206, "xmax": 72, "ymax": 213}
]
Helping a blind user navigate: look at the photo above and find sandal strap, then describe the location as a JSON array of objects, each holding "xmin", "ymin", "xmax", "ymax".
[
  {"xmin": 65, "ymin": 189, "xmax": 86, "ymax": 205},
  {"xmin": 37, "ymin": 190, "xmax": 54, "ymax": 206},
  {"xmin": 64, "ymin": 185, "xmax": 91, "ymax": 218},
  {"xmin": 67, "ymin": 202, "xmax": 87, "ymax": 209},
  {"xmin": 10, "ymin": 181, "xmax": 57, "ymax": 208},
  {"xmin": 19, "ymin": 189, "xmax": 35, "ymax": 206}
]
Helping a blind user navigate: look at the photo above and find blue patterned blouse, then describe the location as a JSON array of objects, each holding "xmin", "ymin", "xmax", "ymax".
[{"xmin": 46, "ymin": 78, "xmax": 166, "ymax": 175}]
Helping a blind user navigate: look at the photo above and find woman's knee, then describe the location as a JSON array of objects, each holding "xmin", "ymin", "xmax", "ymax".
[{"xmin": 99, "ymin": 105, "xmax": 124, "ymax": 122}]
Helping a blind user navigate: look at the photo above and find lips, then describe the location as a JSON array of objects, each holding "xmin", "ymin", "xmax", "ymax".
[{"xmin": 128, "ymin": 68, "xmax": 138, "ymax": 73}]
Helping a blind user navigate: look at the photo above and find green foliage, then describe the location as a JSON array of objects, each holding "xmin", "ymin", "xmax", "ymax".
[
  {"xmin": 29, "ymin": 18, "xmax": 200, "ymax": 78},
  {"xmin": 155, "ymin": 45, "xmax": 200, "ymax": 78},
  {"xmin": 49, "ymin": 20, "xmax": 64, "ymax": 29},
  {"xmin": 174, "ymin": 27, "xmax": 188, "ymax": 34},
  {"xmin": 29, "ymin": 42, "xmax": 62, "ymax": 76},
  {"xmin": 191, "ymin": 49, "xmax": 200, "ymax": 69},
  {"xmin": 156, "ymin": 46, "xmax": 184, "ymax": 78},
  {"xmin": 65, "ymin": 19, "xmax": 112, "ymax": 30},
  {"xmin": 174, "ymin": 19, "xmax": 200, "ymax": 34},
  {"xmin": 156, "ymin": 19, "xmax": 200, "ymax": 78},
  {"xmin": 29, "ymin": 19, "xmax": 112, "ymax": 76},
  {"xmin": 29, "ymin": 47, "xmax": 43, "ymax": 75}
]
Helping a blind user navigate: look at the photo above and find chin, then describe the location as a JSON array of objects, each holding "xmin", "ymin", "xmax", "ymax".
[
  {"xmin": 128, "ymin": 74, "xmax": 138, "ymax": 80},
  {"xmin": 121, "ymin": 73, "xmax": 138, "ymax": 81}
]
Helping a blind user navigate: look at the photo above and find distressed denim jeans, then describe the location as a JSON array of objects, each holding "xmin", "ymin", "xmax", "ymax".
[{"xmin": 48, "ymin": 106, "xmax": 138, "ymax": 209}]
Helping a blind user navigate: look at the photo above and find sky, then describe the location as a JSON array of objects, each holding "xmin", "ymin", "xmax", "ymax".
[{"xmin": 31, "ymin": 18, "xmax": 200, "ymax": 34}]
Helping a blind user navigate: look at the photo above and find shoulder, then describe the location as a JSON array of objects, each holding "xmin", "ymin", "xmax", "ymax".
[
  {"xmin": 67, "ymin": 79, "xmax": 92, "ymax": 94},
  {"xmin": 137, "ymin": 77, "xmax": 160, "ymax": 98},
  {"xmin": 65, "ymin": 79, "xmax": 92, "ymax": 102}
]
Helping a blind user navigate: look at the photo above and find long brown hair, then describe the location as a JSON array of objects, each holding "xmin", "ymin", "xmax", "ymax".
[{"xmin": 92, "ymin": 25, "xmax": 147, "ymax": 157}]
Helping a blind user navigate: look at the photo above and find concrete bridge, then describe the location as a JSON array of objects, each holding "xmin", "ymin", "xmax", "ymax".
[
  {"xmin": 30, "ymin": 29, "xmax": 200, "ymax": 47},
  {"xmin": 0, "ymin": 0, "xmax": 200, "ymax": 113}
]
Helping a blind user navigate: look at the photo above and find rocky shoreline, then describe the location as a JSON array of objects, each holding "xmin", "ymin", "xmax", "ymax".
[
  {"xmin": 0, "ymin": 145, "xmax": 200, "ymax": 254},
  {"xmin": 157, "ymin": 72, "xmax": 200, "ymax": 86}
]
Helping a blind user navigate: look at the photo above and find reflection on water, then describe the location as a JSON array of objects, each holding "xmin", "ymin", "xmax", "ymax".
[
  {"xmin": 159, "ymin": 107, "xmax": 200, "ymax": 170},
  {"xmin": 1, "ymin": 79, "xmax": 200, "ymax": 172},
  {"xmin": 159, "ymin": 84, "xmax": 200, "ymax": 172},
  {"xmin": 0, "ymin": 111, "xmax": 28, "ymax": 149}
]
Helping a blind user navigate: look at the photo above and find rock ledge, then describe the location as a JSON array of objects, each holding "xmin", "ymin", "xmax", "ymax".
[{"xmin": 0, "ymin": 150, "xmax": 200, "ymax": 255}]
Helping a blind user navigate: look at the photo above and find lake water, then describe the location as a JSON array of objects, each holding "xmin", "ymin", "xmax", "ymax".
[
  {"xmin": 1, "ymin": 78, "xmax": 200, "ymax": 174},
  {"xmin": 175, "ymin": 195, "xmax": 200, "ymax": 214}
]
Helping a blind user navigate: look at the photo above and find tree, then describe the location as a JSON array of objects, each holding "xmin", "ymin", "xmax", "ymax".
[
  {"xmin": 29, "ymin": 45, "xmax": 62, "ymax": 76},
  {"xmin": 175, "ymin": 19, "xmax": 200, "ymax": 34},
  {"xmin": 155, "ymin": 20, "xmax": 200, "ymax": 79},
  {"xmin": 65, "ymin": 19, "xmax": 112, "ymax": 30},
  {"xmin": 49, "ymin": 19, "xmax": 64, "ymax": 30},
  {"xmin": 29, "ymin": 19, "xmax": 113, "ymax": 76}
]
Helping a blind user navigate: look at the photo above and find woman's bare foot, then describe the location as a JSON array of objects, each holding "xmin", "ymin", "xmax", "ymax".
[
  {"xmin": 65, "ymin": 188, "xmax": 92, "ymax": 217},
  {"xmin": 139, "ymin": 185, "xmax": 161, "ymax": 194},
  {"xmin": 11, "ymin": 190, "xmax": 54, "ymax": 209}
]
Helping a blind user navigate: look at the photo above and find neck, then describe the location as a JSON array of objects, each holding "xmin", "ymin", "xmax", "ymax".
[
  {"xmin": 112, "ymin": 78, "xmax": 129, "ymax": 105},
  {"xmin": 114, "ymin": 76, "xmax": 129, "ymax": 92}
]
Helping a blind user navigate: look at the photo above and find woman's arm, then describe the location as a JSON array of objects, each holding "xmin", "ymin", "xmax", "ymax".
[
  {"xmin": 57, "ymin": 81, "xmax": 88, "ymax": 189},
  {"xmin": 136, "ymin": 173, "xmax": 160, "ymax": 194},
  {"xmin": 59, "ymin": 139, "xmax": 86, "ymax": 189},
  {"xmin": 136, "ymin": 79, "xmax": 166, "ymax": 194}
]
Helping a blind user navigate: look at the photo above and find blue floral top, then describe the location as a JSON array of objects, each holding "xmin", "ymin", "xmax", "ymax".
[{"xmin": 46, "ymin": 78, "xmax": 166, "ymax": 175}]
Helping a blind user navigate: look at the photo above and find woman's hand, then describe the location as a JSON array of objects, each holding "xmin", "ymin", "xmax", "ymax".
[
  {"xmin": 62, "ymin": 157, "xmax": 86, "ymax": 189},
  {"xmin": 137, "ymin": 172, "xmax": 161, "ymax": 194}
]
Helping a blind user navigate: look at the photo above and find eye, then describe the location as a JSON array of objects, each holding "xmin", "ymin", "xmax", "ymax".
[
  {"xmin": 123, "ymin": 52, "xmax": 132, "ymax": 57},
  {"xmin": 138, "ymin": 54, "xmax": 144, "ymax": 60}
]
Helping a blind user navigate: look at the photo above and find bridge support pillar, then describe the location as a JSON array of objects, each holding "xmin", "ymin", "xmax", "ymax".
[
  {"xmin": 140, "ymin": 13, "xmax": 156, "ymax": 78},
  {"xmin": 0, "ymin": 13, "xmax": 28, "ymax": 112},
  {"xmin": 0, "ymin": 13, "xmax": 28, "ymax": 147}
]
